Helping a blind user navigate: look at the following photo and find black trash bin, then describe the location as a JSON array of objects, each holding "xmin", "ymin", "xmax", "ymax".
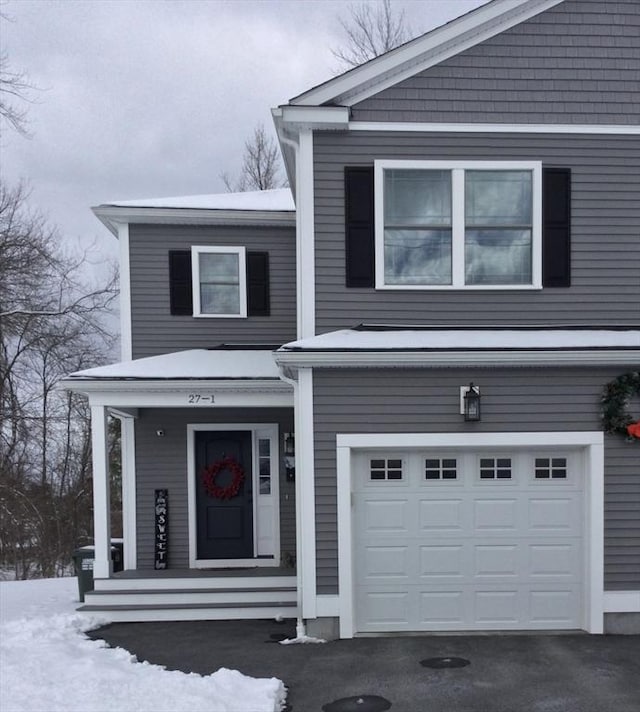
[{"xmin": 72, "ymin": 541, "xmax": 124, "ymax": 602}]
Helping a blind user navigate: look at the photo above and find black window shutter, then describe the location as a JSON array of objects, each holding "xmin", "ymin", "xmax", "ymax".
[
  {"xmin": 542, "ymin": 167, "xmax": 571, "ymax": 288},
  {"xmin": 168, "ymin": 250, "xmax": 193, "ymax": 315},
  {"xmin": 246, "ymin": 251, "xmax": 270, "ymax": 316},
  {"xmin": 345, "ymin": 166, "xmax": 375, "ymax": 288}
]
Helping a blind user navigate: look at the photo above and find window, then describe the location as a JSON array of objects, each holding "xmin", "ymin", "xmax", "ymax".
[
  {"xmin": 258, "ymin": 438, "xmax": 272, "ymax": 494},
  {"xmin": 535, "ymin": 457, "xmax": 567, "ymax": 480},
  {"xmin": 479, "ymin": 457, "xmax": 512, "ymax": 480},
  {"xmin": 375, "ymin": 160, "xmax": 542, "ymax": 290},
  {"xmin": 425, "ymin": 458, "xmax": 457, "ymax": 480},
  {"xmin": 370, "ymin": 458, "xmax": 403, "ymax": 481},
  {"xmin": 191, "ymin": 246, "xmax": 247, "ymax": 318}
]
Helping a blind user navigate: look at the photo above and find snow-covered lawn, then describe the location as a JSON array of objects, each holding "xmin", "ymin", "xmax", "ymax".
[{"xmin": 0, "ymin": 577, "xmax": 286, "ymax": 712}]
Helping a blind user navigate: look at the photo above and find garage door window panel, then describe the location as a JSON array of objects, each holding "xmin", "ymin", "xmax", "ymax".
[
  {"xmin": 425, "ymin": 457, "xmax": 458, "ymax": 481},
  {"xmin": 479, "ymin": 457, "xmax": 513, "ymax": 481},
  {"xmin": 534, "ymin": 457, "xmax": 568, "ymax": 480},
  {"xmin": 370, "ymin": 458, "xmax": 404, "ymax": 481}
]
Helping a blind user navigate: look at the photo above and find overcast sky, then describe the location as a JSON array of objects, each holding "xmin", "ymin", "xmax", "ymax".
[{"xmin": 2, "ymin": 0, "xmax": 487, "ymax": 265}]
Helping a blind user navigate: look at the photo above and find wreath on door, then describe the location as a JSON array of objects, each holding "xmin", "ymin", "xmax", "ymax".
[
  {"xmin": 601, "ymin": 371, "xmax": 640, "ymax": 440},
  {"xmin": 201, "ymin": 456, "xmax": 245, "ymax": 499}
]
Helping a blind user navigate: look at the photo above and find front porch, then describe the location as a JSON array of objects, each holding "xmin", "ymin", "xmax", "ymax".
[
  {"xmin": 79, "ymin": 566, "xmax": 298, "ymax": 622},
  {"xmin": 61, "ymin": 348, "xmax": 299, "ymax": 623}
]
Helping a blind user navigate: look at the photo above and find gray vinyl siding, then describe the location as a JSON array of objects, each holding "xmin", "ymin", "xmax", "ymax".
[
  {"xmin": 312, "ymin": 367, "xmax": 640, "ymax": 594},
  {"xmin": 129, "ymin": 224, "xmax": 296, "ymax": 358},
  {"xmin": 351, "ymin": 0, "xmax": 640, "ymax": 124},
  {"xmin": 134, "ymin": 407, "xmax": 295, "ymax": 570},
  {"xmin": 313, "ymin": 131, "xmax": 640, "ymax": 331}
]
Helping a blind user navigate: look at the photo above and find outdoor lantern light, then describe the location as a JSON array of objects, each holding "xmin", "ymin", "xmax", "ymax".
[{"xmin": 463, "ymin": 383, "xmax": 481, "ymax": 421}]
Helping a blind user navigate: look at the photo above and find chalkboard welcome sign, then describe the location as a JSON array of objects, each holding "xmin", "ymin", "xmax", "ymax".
[{"xmin": 154, "ymin": 489, "xmax": 168, "ymax": 569}]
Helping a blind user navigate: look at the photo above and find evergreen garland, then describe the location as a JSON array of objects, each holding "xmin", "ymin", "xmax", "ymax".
[{"xmin": 601, "ymin": 371, "xmax": 640, "ymax": 440}]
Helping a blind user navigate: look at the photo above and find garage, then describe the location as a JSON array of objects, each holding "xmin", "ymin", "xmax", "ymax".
[{"xmin": 352, "ymin": 447, "xmax": 586, "ymax": 633}]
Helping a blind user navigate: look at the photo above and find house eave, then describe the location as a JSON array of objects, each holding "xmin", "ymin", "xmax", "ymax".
[
  {"xmin": 60, "ymin": 377, "xmax": 291, "ymax": 394},
  {"xmin": 92, "ymin": 205, "xmax": 296, "ymax": 237},
  {"xmin": 275, "ymin": 349, "xmax": 640, "ymax": 370}
]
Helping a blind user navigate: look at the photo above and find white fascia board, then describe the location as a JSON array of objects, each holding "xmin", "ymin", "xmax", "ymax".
[
  {"xmin": 275, "ymin": 349, "xmax": 640, "ymax": 370},
  {"xmin": 290, "ymin": 0, "xmax": 564, "ymax": 107},
  {"xmin": 92, "ymin": 205, "xmax": 295, "ymax": 234},
  {"xmin": 60, "ymin": 378, "xmax": 292, "ymax": 395},
  {"xmin": 350, "ymin": 122, "xmax": 640, "ymax": 136},
  {"xmin": 277, "ymin": 105, "xmax": 350, "ymax": 130}
]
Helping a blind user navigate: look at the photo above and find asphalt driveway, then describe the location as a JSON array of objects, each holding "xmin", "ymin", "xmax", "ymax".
[{"xmin": 88, "ymin": 620, "xmax": 640, "ymax": 712}]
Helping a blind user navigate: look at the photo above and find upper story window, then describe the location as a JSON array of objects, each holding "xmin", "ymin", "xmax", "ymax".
[
  {"xmin": 191, "ymin": 246, "xmax": 247, "ymax": 318},
  {"xmin": 374, "ymin": 160, "xmax": 542, "ymax": 290}
]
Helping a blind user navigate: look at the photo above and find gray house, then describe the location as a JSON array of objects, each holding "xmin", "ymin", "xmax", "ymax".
[{"xmin": 63, "ymin": 0, "xmax": 640, "ymax": 638}]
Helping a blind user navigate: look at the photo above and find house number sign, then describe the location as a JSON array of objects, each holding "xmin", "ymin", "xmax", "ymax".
[
  {"xmin": 187, "ymin": 393, "xmax": 215, "ymax": 405},
  {"xmin": 154, "ymin": 489, "xmax": 168, "ymax": 569}
]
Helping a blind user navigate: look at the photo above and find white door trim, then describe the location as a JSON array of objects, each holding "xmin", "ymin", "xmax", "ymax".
[
  {"xmin": 187, "ymin": 423, "xmax": 280, "ymax": 568},
  {"xmin": 336, "ymin": 431, "xmax": 604, "ymax": 638}
]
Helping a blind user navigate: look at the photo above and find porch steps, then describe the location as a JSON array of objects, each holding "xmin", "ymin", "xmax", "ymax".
[{"xmin": 78, "ymin": 575, "xmax": 298, "ymax": 623}]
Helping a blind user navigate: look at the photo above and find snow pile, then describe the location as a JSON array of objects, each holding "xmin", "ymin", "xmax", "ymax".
[
  {"xmin": 0, "ymin": 578, "xmax": 286, "ymax": 712},
  {"xmin": 279, "ymin": 635, "xmax": 326, "ymax": 645}
]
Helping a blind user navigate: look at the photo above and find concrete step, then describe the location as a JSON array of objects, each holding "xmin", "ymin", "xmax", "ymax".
[
  {"xmin": 94, "ymin": 575, "xmax": 297, "ymax": 592},
  {"xmin": 77, "ymin": 601, "xmax": 298, "ymax": 623},
  {"xmin": 84, "ymin": 586, "xmax": 297, "ymax": 607}
]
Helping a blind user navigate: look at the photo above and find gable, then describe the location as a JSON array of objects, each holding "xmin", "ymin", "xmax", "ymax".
[{"xmin": 350, "ymin": 0, "xmax": 640, "ymax": 125}]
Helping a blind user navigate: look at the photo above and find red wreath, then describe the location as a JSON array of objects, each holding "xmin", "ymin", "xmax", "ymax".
[{"xmin": 201, "ymin": 456, "xmax": 245, "ymax": 500}]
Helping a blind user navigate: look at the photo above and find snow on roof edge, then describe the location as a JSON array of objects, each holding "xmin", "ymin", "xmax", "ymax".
[{"xmin": 100, "ymin": 188, "xmax": 294, "ymax": 212}]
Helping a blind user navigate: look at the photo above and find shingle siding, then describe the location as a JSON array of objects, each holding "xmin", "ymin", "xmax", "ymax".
[
  {"xmin": 129, "ymin": 223, "xmax": 296, "ymax": 358},
  {"xmin": 351, "ymin": 0, "xmax": 640, "ymax": 124},
  {"xmin": 312, "ymin": 367, "xmax": 640, "ymax": 594},
  {"xmin": 313, "ymin": 131, "xmax": 640, "ymax": 331},
  {"xmin": 134, "ymin": 407, "xmax": 295, "ymax": 569}
]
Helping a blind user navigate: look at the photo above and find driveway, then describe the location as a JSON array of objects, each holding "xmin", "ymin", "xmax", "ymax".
[{"xmin": 89, "ymin": 620, "xmax": 640, "ymax": 712}]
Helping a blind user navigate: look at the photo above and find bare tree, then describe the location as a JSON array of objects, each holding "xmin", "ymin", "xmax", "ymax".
[
  {"xmin": 0, "ymin": 179, "xmax": 118, "ymax": 578},
  {"xmin": 0, "ymin": 8, "xmax": 36, "ymax": 137},
  {"xmin": 221, "ymin": 124, "xmax": 286, "ymax": 192},
  {"xmin": 332, "ymin": 0, "xmax": 412, "ymax": 69}
]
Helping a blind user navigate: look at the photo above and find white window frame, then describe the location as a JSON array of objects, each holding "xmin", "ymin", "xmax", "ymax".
[
  {"xmin": 191, "ymin": 246, "xmax": 247, "ymax": 318},
  {"xmin": 374, "ymin": 160, "xmax": 542, "ymax": 290}
]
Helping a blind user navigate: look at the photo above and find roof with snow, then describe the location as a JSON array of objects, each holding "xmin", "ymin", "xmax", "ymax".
[
  {"xmin": 101, "ymin": 188, "xmax": 294, "ymax": 212},
  {"xmin": 281, "ymin": 325, "xmax": 640, "ymax": 352},
  {"xmin": 65, "ymin": 349, "xmax": 282, "ymax": 381}
]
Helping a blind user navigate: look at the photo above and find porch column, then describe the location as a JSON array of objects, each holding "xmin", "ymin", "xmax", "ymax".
[{"xmin": 90, "ymin": 405, "xmax": 112, "ymax": 578}]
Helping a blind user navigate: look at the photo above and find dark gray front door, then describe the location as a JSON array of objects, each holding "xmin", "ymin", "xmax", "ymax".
[{"xmin": 195, "ymin": 430, "xmax": 253, "ymax": 560}]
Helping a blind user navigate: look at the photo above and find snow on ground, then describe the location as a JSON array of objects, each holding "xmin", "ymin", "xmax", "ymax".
[{"xmin": 0, "ymin": 577, "xmax": 286, "ymax": 712}]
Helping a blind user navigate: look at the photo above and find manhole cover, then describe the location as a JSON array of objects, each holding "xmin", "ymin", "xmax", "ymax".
[
  {"xmin": 420, "ymin": 657, "xmax": 470, "ymax": 669},
  {"xmin": 322, "ymin": 695, "xmax": 392, "ymax": 712}
]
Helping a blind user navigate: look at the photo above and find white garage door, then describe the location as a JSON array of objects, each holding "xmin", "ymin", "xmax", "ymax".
[{"xmin": 353, "ymin": 449, "xmax": 585, "ymax": 633}]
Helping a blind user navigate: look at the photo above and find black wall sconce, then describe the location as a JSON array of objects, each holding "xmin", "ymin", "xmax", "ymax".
[
  {"xmin": 283, "ymin": 432, "xmax": 295, "ymax": 481},
  {"xmin": 462, "ymin": 383, "xmax": 481, "ymax": 422}
]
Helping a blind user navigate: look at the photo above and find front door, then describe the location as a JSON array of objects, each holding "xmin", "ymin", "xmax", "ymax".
[{"xmin": 195, "ymin": 430, "xmax": 253, "ymax": 560}]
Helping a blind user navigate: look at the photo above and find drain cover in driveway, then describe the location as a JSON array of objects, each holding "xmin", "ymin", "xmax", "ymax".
[
  {"xmin": 322, "ymin": 695, "xmax": 391, "ymax": 712},
  {"xmin": 420, "ymin": 657, "xmax": 470, "ymax": 669}
]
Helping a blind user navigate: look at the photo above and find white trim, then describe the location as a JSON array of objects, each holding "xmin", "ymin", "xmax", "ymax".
[
  {"xmin": 191, "ymin": 246, "xmax": 247, "ymax": 318},
  {"xmin": 335, "ymin": 431, "xmax": 604, "ymax": 638},
  {"xmin": 351, "ymin": 122, "xmax": 640, "ymax": 136},
  {"xmin": 297, "ymin": 368, "xmax": 317, "ymax": 618},
  {"xmin": 277, "ymin": 105, "xmax": 350, "ymax": 130},
  {"xmin": 275, "ymin": 349, "xmax": 640, "ymax": 370},
  {"xmin": 374, "ymin": 160, "xmax": 542, "ymax": 290},
  {"xmin": 316, "ymin": 594, "xmax": 341, "ymax": 617},
  {"xmin": 93, "ymin": 205, "xmax": 294, "ymax": 236},
  {"xmin": 298, "ymin": 129, "xmax": 316, "ymax": 338},
  {"xmin": 77, "ymin": 385, "xmax": 292, "ymax": 410},
  {"xmin": 112, "ymin": 413, "xmax": 137, "ymax": 570},
  {"xmin": 117, "ymin": 223, "xmax": 132, "ymax": 360},
  {"xmin": 90, "ymin": 406, "xmax": 112, "ymax": 579},
  {"xmin": 603, "ymin": 591, "xmax": 640, "ymax": 613},
  {"xmin": 186, "ymin": 423, "xmax": 281, "ymax": 569},
  {"xmin": 291, "ymin": 0, "xmax": 564, "ymax": 107}
]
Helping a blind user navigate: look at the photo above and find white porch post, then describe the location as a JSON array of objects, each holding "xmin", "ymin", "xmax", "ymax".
[{"xmin": 90, "ymin": 405, "xmax": 112, "ymax": 578}]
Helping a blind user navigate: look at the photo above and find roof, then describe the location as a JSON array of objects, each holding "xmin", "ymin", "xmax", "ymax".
[
  {"xmin": 101, "ymin": 188, "xmax": 294, "ymax": 212},
  {"xmin": 92, "ymin": 188, "xmax": 295, "ymax": 235},
  {"xmin": 275, "ymin": 325, "xmax": 640, "ymax": 369},
  {"xmin": 287, "ymin": 0, "xmax": 565, "ymax": 108},
  {"xmin": 64, "ymin": 349, "xmax": 282, "ymax": 382}
]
